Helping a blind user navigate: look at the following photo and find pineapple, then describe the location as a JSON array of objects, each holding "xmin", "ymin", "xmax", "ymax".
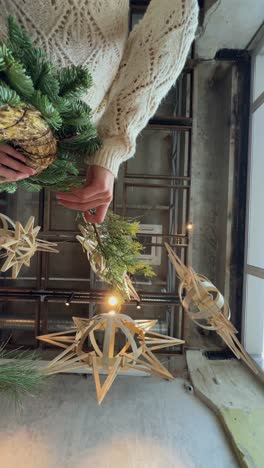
[
  {"xmin": 0, "ymin": 105, "xmax": 57, "ymax": 173},
  {"xmin": 0, "ymin": 16, "xmax": 100, "ymax": 192}
]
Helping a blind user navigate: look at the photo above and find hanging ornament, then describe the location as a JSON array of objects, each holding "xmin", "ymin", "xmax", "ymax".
[
  {"xmin": 165, "ymin": 242, "xmax": 260, "ymax": 375},
  {"xmin": 76, "ymin": 211, "xmax": 155, "ymax": 301},
  {"xmin": 38, "ymin": 313, "xmax": 184, "ymax": 404},
  {"xmin": 0, "ymin": 213, "xmax": 58, "ymax": 278}
]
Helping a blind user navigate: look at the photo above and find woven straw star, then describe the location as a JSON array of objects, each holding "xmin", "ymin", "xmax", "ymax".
[
  {"xmin": 38, "ymin": 313, "xmax": 184, "ymax": 404},
  {"xmin": 165, "ymin": 242, "xmax": 260, "ymax": 376},
  {"xmin": 0, "ymin": 213, "xmax": 58, "ymax": 278}
]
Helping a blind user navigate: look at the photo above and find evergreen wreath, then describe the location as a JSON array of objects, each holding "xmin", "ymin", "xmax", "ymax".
[{"xmin": 0, "ymin": 16, "xmax": 100, "ymax": 193}]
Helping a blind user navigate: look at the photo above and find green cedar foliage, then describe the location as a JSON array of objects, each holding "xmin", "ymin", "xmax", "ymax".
[{"xmin": 80, "ymin": 211, "xmax": 155, "ymax": 299}]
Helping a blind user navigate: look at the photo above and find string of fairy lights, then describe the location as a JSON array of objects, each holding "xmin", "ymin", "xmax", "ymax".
[
  {"xmin": 64, "ymin": 221, "xmax": 193, "ymax": 312},
  {"xmin": 65, "ymin": 293, "xmax": 141, "ymax": 313}
]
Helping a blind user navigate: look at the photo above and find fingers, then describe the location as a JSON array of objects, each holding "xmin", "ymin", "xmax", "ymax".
[
  {"xmin": 57, "ymin": 196, "xmax": 111, "ymax": 212},
  {"xmin": 0, "ymin": 144, "xmax": 27, "ymax": 163},
  {"xmin": 56, "ymin": 183, "xmax": 112, "ymax": 206},
  {"xmin": 0, "ymin": 165, "xmax": 32, "ymax": 182},
  {"xmin": 56, "ymin": 191, "xmax": 87, "ymax": 203},
  {"xmin": 58, "ymin": 193, "xmax": 111, "ymax": 223},
  {"xmin": 0, "ymin": 145, "xmax": 35, "ymax": 182},
  {"xmin": 56, "ymin": 189, "xmax": 110, "ymax": 204},
  {"xmin": 56, "ymin": 184, "xmax": 105, "ymax": 203},
  {"xmin": 56, "ymin": 165, "xmax": 114, "ymax": 223},
  {"xmin": 85, "ymin": 204, "xmax": 109, "ymax": 224},
  {"xmin": 71, "ymin": 185, "xmax": 100, "ymax": 200},
  {"xmin": 0, "ymin": 152, "xmax": 35, "ymax": 175}
]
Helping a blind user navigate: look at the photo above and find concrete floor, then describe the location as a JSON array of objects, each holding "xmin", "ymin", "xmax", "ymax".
[{"xmin": 0, "ymin": 375, "xmax": 238, "ymax": 468}]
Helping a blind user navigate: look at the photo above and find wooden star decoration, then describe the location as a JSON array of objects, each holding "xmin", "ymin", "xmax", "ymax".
[
  {"xmin": 38, "ymin": 313, "xmax": 184, "ymax": 404},
  {"xmin": 165, "ymin": 242, "xmax": 260, "ymax": 376},
  {"xmin": 0, "ymin": 213, "xmax": 58, "ymax": 278},
  {"xmin": 76, "ymin": 223, "xmax": 140, "ymax": 302}
]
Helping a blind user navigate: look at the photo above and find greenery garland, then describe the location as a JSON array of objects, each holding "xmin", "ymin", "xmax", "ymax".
[{"xmin": 0, "ymin": 16, "xmax": 100, "ymax": 193}]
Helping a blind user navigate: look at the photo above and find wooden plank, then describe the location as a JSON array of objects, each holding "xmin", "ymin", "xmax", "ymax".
[
  {"xmin": 221, "ymin": 408, "xmax": 264, "ymax": 468},
  {"xmin": 186, "ymin": 350, "xmax": 264, "ymax": 468}
]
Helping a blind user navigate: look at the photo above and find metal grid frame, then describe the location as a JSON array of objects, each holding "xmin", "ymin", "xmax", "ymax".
[{"xmin": 0, "ymin": 1, "xmax": 195, "ymax": 350}]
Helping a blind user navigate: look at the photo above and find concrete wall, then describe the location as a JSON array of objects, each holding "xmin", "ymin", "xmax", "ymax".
[
  {"xmin": 188, "ymin": 60, "xmax": 241, "ymax": 346},
  {"xmin": 191, "ymin": 63, "xmax": 233, "ymax": 285},
  {"xmin": 198, "ymin": 0, "xmax": 264, "ymax": 58}
]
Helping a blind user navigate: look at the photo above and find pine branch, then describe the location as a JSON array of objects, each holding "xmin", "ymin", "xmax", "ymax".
[
  {"xmin": 0, "ymin": 181, "xmax": 17, "ymax": 193},
  {"xmin": 0, "ymin": 43, "xmax": 34, "ymax": 98},
  {"xmin": 0, "ymin": 83, "xmax": 21, "ymax": 106},
  {"xmin": 3, "ymin": 54, "xmax": 34, "ymax": 99},
  {"xmin": 0, "ymin": 345, "xmax": 48, "ymax": 400},
  {"xmin": 7, "ymin": 16, "xmax": 60, "ymax": 100},
  {"xmin": 25, "ymin": 47, "xmax": 47, "ymax": 85},
  {"xmin": 0, "ymin": 44, "xmax": 13, "ymax": 71},
  {"xmin": 59, "ymin": 99, "xmax": 92, "ymax": 132},
  {"xmin": 59, "ymin": 130, "xmax": 100, "ymax": 154},
  {"xmin": 35, "ymin": 61, "xmax": 60, "ymax": 100},
  {"xmin": 18, "ymin": 158, "xmax": 82, "ymax": 192},
  {"xmin": 57, "ymin": 65, "xmax": 92, "ymax": 99},
  {"xmin": 7, "ymin": 15, "xmax": 32, "ymax": 55},
  {"xmin": 91, "ymin": 222, "xmax": 103, "ymax": 248},
  {"xmin": 18, "ymin": 179, "xmax": 42, "ymax": 192},
  {"xmin": 29, "ymin": 91, "xmax": 62, "ymax": 130}
]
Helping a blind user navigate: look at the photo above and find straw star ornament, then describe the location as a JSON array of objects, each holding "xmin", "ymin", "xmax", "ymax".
[
  {"xmin": 0, "ymin": 213, "xmax": 58, "ymax": 278},
  {"xmin": 38, "ymin": 313, "xmax": 184, "ymax": 404},
  {"xmin": 165, "ymin": 242, "xmax": 260, "ymax": 375},
  {"xmin": 76, "ymin": 211, "xmax": 156, "ymax": 302},
  {"xmin": 77, "ymin": 223, "xmax": 140, "ymax": 302}
]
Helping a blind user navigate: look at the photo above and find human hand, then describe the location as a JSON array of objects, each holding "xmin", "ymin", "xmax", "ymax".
[
  {"xmin": 56, "ymin": 165, "xmax": 114, "ymax": 223},
  {"xmin": 0, "ymin": 144, "xmax": 35, "ymax": 182}
]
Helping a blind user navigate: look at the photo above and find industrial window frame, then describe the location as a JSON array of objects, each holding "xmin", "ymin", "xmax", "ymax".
[
  {"xmin": 0, "ymin": 1, "xmax": 195, "ymax": 349},
  {"xmin": 242, "ymin": 23, "xmax": 264, "ymax": 368}
]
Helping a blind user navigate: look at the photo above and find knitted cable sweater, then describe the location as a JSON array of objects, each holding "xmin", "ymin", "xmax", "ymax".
[{"xmin": 0, "ymin": 0, "xmax": 198, "ymax": 177}]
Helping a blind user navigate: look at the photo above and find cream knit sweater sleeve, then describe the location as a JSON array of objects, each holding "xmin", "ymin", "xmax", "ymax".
[{"xmin": 89, "ymin": 0, "xmax": 199, "ymax": 177}]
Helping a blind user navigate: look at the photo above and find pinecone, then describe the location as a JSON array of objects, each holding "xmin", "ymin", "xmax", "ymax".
[{"xmin": 0, "ymin": 105, "xmax": 57, "ymax": 174}]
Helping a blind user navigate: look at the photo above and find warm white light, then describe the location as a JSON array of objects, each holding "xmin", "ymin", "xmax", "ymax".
[
  {"xmin": 108, "ymin": 296, "xmax": 118, "ymax": 306},
  {"xmin": 186, "ymin": 223, "xmax": 193, "ymax": 231},
  {"xmin": 108, "ymin": 310, "xmax": 116, "ymax": 316},
  {"xmin": 65, "ymin": 293, "xmax": 74, "ymax": 306},
  {"xmin": 136, "ymin": 304, "xmax": 141, "ymax": 310}
]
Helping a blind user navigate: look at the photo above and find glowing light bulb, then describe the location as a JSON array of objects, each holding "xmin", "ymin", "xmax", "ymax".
[
  {"xmin": 136, "ymin": 303, "xmax": 141, "ymax": 310},
  {"xmin": 65, "ymin": 292, "xmax": 74, "ymax": 306},
  {"xmin": 108, "ymin": 310, "xmax": 116, "ymax": 316},
  {"xmin": 186, "ymin": 223, "xmax": 193, "ymax": 231},
  {"xmin": 108, "ymin": 295, "xmax": 118, "ymax": 307}
]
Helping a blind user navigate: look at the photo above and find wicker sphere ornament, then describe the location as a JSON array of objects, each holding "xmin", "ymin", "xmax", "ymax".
[
  {"xmin": 38, "ymin": 313, "xmax": 184, "ymax": 404},
  {"xmin": 165, "ymin": 243, "xmax": 260, "ymax": 375},
  {"xmin": 0, "ymin": 106, "xmax": 57, "ymax": 174}
]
